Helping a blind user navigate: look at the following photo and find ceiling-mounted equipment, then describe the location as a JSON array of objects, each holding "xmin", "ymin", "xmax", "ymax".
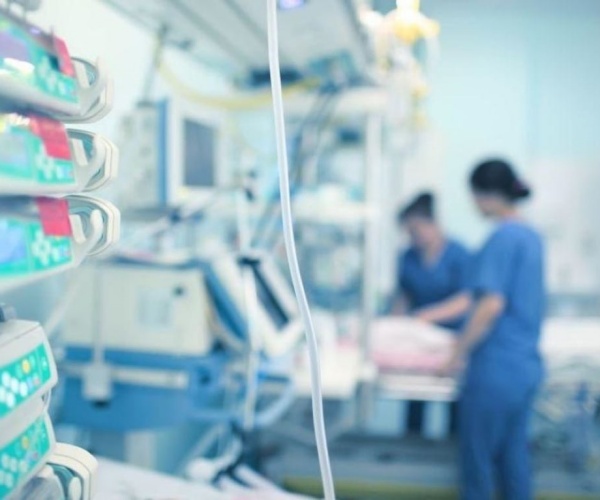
[{"xmin": 102, "ymin": 0, "xmax": 370, "ymax": 83}]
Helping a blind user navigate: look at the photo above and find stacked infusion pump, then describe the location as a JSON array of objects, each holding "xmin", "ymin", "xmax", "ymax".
[{"xmin": 0, "ymin": 3, "xmax": 120, "ymax": 498}]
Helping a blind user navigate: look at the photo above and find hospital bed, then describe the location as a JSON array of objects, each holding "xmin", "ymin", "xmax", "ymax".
[
  {"xmin": 293, "ymin": 316, "xmax": 600, "ymax": 441},
  {"xmin": 367, "ymin": 316, "xmax": 600, "ymax": 399},
  {"xmin": 293, "ymin": 317, "xmax": 456, "ymax": 401}
]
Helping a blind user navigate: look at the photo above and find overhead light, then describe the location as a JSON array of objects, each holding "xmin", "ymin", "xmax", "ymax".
[
  {"xmin": 359, "ymin": 8, "xmax": 384, "ymax": 30},
  {"xmin": 278, "ymin": 0, "xmax": 308, "ymax": 10}
]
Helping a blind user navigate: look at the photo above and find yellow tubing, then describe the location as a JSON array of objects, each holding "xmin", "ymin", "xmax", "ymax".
[{"xmin": 156, "ymin": 46, "xmax": 318, "ymax": 110}]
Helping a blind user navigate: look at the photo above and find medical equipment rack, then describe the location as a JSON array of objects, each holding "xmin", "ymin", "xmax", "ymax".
[{"xmin": 0, "ymin": 1, "xmax": 120, "ymax": 497}]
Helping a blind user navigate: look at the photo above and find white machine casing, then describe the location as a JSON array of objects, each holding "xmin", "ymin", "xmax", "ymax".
[
  {"xmin": 164, "ymin": 97, "xmax": 227, "ymax": 205},
  {"xmin": 118, "ymin": 98, "xmax": 227, "ymax": 209},
  {"xmin": 211, "ymin": 255, "xmax": 304, "ymax": 358},
  {"xmin": 117, "ymin": 104, "xmax": 161, "ymax": 209},
  {"xmin": 47, "ymin": 443, "xmax": 98, "ymax": 500},
  {"xmin": 63, "ymin": 264, "xmax": 214, "ymax": 356}
]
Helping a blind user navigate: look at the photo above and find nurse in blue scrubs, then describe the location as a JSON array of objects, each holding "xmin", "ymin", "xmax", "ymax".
[
  {"xmin": 396, "ymin": 192, "xmax": 471, "ymax": 329},
  {"xmin": 442, "ymin": 159, "xmax": 545, "ymax": 500},
  {"xmin": 396, "ymin": 192, "xmax": 472, "ymax": 435}
]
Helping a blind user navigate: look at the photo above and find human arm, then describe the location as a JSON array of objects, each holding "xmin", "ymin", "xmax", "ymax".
[
  {"xmin": 392, "ymin": 293, "xmax": 410, "ymax": 315},
  {"xmin": 440, "ymin": 230, "xmax": 515, "ymax": 375},
  {"xmin": 440, "ymin": 293, "xmax": 504, "ymax": 374},
  {"xmin": 392, "ymin": 250, "xmax": 412, "ymax": 315},
  {"xmin": 415, "ymin": 244, "xmax": 473, "ymax": 325},
  {"xmin": 414, "ymin": 292, "xmax": 471, "ymax": 324}
]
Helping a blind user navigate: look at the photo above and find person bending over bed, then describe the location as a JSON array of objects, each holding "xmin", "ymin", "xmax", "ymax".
[{"xmin": 395, "ymin": 191, "xmax": 471, "ymax": 330}]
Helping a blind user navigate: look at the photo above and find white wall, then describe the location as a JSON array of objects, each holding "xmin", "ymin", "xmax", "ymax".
[{"xmin": 420, "ymin": 1, "xmax": 600, "ymax": 247}]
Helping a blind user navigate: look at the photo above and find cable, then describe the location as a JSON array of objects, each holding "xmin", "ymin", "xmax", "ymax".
[
  {"xmin": 266, "ymin": 1, "xmax": 335, "ymax": 498},
  {"xmin": 156, "ymin": 45, "xmax": 318, "ymax": 111},
  {"xmin": 250, "ymin": 90, "xmax": 339, "ymax": 250},
  {"xmin": 260, "ymin": 92, "xmax": 341, "ymax": 250},
  {"xmin": 236, "ymin": 189, "xmax": 261, "ymax": 432}
]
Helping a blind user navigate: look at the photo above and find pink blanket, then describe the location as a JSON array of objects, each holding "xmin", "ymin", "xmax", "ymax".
[{"xmin": 369, "ymin": 317, "xmax": 455, "ymax": 374}]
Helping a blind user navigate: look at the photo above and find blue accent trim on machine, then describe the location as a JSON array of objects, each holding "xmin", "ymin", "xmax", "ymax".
[
  {"xmin": 157, "ymin": 99, "xmax": 169, "ymax": 206},
  {"xmin": 60, "ymin": 348, "xmax": 234, "ymax": 431}
]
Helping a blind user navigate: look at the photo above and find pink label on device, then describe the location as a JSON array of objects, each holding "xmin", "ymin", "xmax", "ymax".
[
  {"xmin": 29, "ymin": 117, "xmax": 71, "ymax": 160},
  {"xmin": 52, "ymin": 36, "xmax": 75, "ymax": 77},
  {"xmin": 35, "ymin": 197, "xmax": 72, "ymax": 237}
]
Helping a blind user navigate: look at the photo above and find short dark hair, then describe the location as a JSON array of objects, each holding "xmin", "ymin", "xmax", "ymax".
[
  {"xmin": 470, "ymin": 159, "xmax": 531, "ymax": 201},
  {"xmin": 398, "ymin": 192, "xmax": 435, "ymax": 223}
]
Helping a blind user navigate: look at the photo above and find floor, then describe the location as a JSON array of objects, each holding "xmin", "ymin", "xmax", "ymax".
[{"xmin": 260, "ymin": 434, "xmax": 600, "ymax": 500}]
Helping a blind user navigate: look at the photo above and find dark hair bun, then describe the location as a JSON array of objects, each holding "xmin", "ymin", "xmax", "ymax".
[
  {"xmin": 415, "ymin": 192, "xmax": 434, "ymax": 206},
  {"xmin": 398, "ymin": 191, "xmax": 436, "ymax": 222},
  {"xmin": 512, "ymin": 180, "xmax": 531, "ymax": 200},
  {"xmin": 470, "ymin": 159, "xmax": 533, "ymax": 202}
]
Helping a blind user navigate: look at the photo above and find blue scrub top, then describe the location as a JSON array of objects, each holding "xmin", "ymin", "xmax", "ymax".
[
  {"xmin": 398, "ymin": 239, "xmax": 471, "ymax": 330},
  {"xmin": 470, "ymin": 220, "xmax": 545, "ymax": 362}
]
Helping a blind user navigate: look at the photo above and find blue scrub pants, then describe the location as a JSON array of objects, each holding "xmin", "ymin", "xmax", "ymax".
[{"xmin": 459, "ymin": 355, "xmax": 541, "ymax": 500}]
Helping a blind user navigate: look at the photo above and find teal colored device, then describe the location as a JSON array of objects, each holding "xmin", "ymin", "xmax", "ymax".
[
  {"xmin": 0, "ymin": 318, "xmax": 58, "ymax": 498},
  {"xmin": 0, "ymin": 406, "xmax": 55, "ymax": 498},
  {"xmin": 0, "ymin": 319, "xmax": 57, "ymax": 422},
  {"xmin": 0, "ymin": 195, "xmax": 117, "ymax": 292},
  {"xmin": 0, "ymin": 11, "xmax": 78, "ymax": 112},
  {"xmin": 0, "ymin": 216, "xmax": 75, "ymax": 279},
  {"xmin": 0, "ymin": 113, "xmax": 76, "ymax": 187}
]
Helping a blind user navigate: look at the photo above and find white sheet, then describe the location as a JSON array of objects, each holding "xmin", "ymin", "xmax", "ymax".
[
  {"xmin": 369, "ymin": 316, "xmax": 600, "ymax": 370},
  {"xmin": 95, "ymin": 458, "xmax": 232, "ymax": 500},
  {"xmin": 95, "ymin": 459, "xmax": 315, "ymax": 500},
  {"xmin": 541, "ymin": 318, "xmax": 600, "ymax": 360}
]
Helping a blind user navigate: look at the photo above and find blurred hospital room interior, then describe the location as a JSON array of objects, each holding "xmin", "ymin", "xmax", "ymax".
[{"xmin": 1, "ymin": 0, "xmax": 600, "ymax": 499}]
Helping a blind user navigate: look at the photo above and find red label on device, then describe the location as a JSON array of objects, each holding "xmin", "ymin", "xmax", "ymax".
[
  {"xmin": 52, "ymin": 36, "xmax": 75, "ymax": 77},
  {"xmin": 35, "ymin": 197, "xmax": 72, "ymax": 237},
  {"xmin": 29, "ymin": 117, "xmax": 71, "ymax": 160}
]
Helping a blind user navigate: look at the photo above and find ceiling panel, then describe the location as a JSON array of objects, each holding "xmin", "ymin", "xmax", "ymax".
[
  {"xmin": 102, "ymin": 0, "xmax": 369, "ymax": 78},
  {"xmin": 239, "ymin": 0, "xmax": 368, "ymax": 69},
  {"xmin": 420, "ymin": 0, "xmax": 600, "ymax": 15}
]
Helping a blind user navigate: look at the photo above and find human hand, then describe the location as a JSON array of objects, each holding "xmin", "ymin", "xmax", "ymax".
[
  {"xmin": 438, "ymin": 345, "xmax": 466, "ymax": 377},
  {"xmin": 412, "ymin": 308, "xmax": 434, "ymax": 323}
]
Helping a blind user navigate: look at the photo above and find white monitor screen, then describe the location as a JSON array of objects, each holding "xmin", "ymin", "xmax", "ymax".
[{"xmin": 183, "ymin": 119, "xmax": 216, "ymax": 188}]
